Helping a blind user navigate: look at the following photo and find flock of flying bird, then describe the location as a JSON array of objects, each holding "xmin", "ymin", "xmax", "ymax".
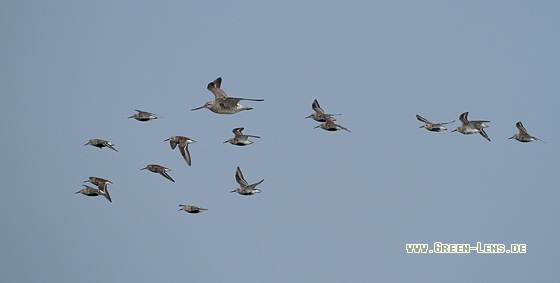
[
  {"xmin": 76, "ymin": 77, "xmax": 347, "ymax": 213},
  {"xmin": 416, "ymin": 112, "xmax": 545, "ymax": 143},
  {"xmin": 77, "ymin": 77, "xmax": 544, "ymax": 213}
]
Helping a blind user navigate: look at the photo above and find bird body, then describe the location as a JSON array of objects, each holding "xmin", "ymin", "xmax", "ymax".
[
  {"xmin": 164, "ymin": 136, "xmax": 196, "ymax": 166},
  {"xmin": 314, "ymin": 116, "xmax": 351, "ymax": 132},
  {"xmin": 191, "ymin": 77, "xmax": 264, "ymax": 114},
  {"xmin": 509, "ymin": 121, "xmax": 544, "ymax": 143},
  {"xmin": 231, "ymin": 166, "xmax": 263, "ymax": 195},
  {"xmin": 178, "ymin": 205, "xmax": 208, "ymax": 213},
  {"xmin": 451, "ymin": 112, "xmax": 491, "ymax": 142},
  {"xmin": 224, "ymin": 127, "xmax": 260, "ymax": 146},
  {"xmin": 84, "ymin": 177, "xmax": 113, "ymax": 202},
  {"xmin": 128, "ymin": 109, "xmax": 160, "ymax": 121},
  {"xmin": 141, "ymin": 164, "xmax": 175, "ymax": 182},
  {"xmin": 84, "ymin": 176, "xmax": 113, "ymax": 188},
  {"xmin": 416, "ymin": 114, "xmax": 455, "ymax": 132},
  {"xmin": 75, "ymin": 185, "xmax": 111, "ymax": 202},
  {"xmin": 84, "ymin": 139, "xmax": 118, "ymax": 151},
  {"xmin": 306, "ymin": 99, "xmax": 341, "ymax": 122}
]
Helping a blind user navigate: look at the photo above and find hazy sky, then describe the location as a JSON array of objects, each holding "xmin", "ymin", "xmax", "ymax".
[{"xmin": 2, "ymin": 1, "xmax": 559, "ymax": 282}]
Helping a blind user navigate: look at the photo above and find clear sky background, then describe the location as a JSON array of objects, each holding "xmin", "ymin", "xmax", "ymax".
[{"xmin": 2, "ymin": 1, "xmax": 559, "ymax": 282}]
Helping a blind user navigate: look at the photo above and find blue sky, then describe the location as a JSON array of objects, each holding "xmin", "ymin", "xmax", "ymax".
[{"xmin": 2, "ymin": 1, "xmax": 559, "ymax": 282}]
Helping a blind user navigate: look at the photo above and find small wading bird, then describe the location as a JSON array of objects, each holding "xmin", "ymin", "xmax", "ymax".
[
  {"xmin": 75, "ymin": 184, "xmax": 111, "ymax": 202},
  {"xmin": 191, "ymin": 77, "xmax": 264, "ymax": 114},
  {"xmin": 164, "ymin": 136, "xmax": 196, "ymax": 166},
  {"xmin": 178, "ymin": 205, "xmax": 208, "ymax": 214},
  {"xmin": 451, "ymin": 112, "xmax": 491, "ymax": 142},
  {"xmin": 306, "ymin": 99, "xmax": 341, "ymax": 122},
  {"xmin": 84, "ymin": 139, "xmax": 118, "ymax": 152},
  {"xmin": 84, "ymin": 176, "xmax": 113, "ymax": 189},
  {"xmin": 509, "ymin": 121, "xmax": 545, "ymax": 143},
  {"xmin": 230, "ymin": 166, "xmax": 264, "ymax": 196},
  {"xmin": 223, "ymin": 127, "xmax": 260, "ymax": 146},
  {"xmin": 128, "ymin": 109, "xmax": 161, "ymax": 122},
  {"xmin": 141, "ymin": 164, "xmax": 175, "ymax": 182},
  {"xmin": 314, "ymin": 116, "xmax": 351, "ymax": 133},
  {"xmin": 416, "ymin": 114, "xmax": 455, "ymax": 132},
  {"xmin": 84, "ymin": 177, "xmax": 113, "ymax": 202}
]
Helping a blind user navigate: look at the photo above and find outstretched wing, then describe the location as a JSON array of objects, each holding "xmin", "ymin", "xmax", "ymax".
[
  {"xmin": 516, "ymin": 121, "xmax": 528, "ymax": 134},
  {"xmin": 207, "ymin": 77, "xmax": 228, "ymax": 101},
  {"xmin": 102, "ymin": 140, "xmax": 118, "ymax": 152},
  {"xmin": 416, "ymin": 114, "xmax": 430, "ymax": 123},
  {"xmin": 459, "ymin": 112, "xmax": 469, "ymax": 124},
  {"xmin": 232, "ymin": 127, "xmax": 244, "ymax": 136},
  {"xmin": 312, "ymin": 99, "xmax": 325, "ymax": 115},
  {"xmin": 479, "ymin": 129, "xmax": 491, "ymax": 142},
  {"xmin": 179, "ymin": 141, "xmax": 192, "ymax": 166},
  {"xmin": 235, "ymin": 167, "xmax": 248, "ymax": 187}
]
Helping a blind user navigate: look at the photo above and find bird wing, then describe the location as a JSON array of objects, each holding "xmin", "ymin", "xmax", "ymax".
[
  {"xmin": 516, "ymin": 121, "xmax": 528, "ymax": 134},
  {"xmin": 235, "ymin": 167, "xmax": 248, "ymax": 187},
  {"xmin": 207, "ymin": 77, "xmax": 228, "ymax": 101},
  {"xmin": 171, "ymin": 140, "xmax": 178, "ymax": 149},
  {"xmin": 312, "ymin": 99, "xmax": 325, "ymax": 115},
  {"xmin": 160, "ymin": 170, "xmax": 175, "ymax": 182},
  {"xmin": 102, "ymin": 140, "xmax": 118, "ymax": 152},
  {"xmin": 232, "ymin": 127, "xmax": 244, "ymax": 136},
  {"xmin": 100, "ymin": 185, "xmax": 112, "ymax": 202},
  {"xmin": 416, "ymin": 114, "xmax": 430, "ymax": 123},
  {"xmin": 211, "ymin": 77, "xmax": 222, "ymax": 88},
  {"xmin": 340, "ymin": 124, "xmax": 351, "ymax": 133},
  {"xmin": 247, "ymin": 179, "xmax": 264, "ymax": 190},
  {"xmin": 459, "ymin": 112, "xmax": 469, "ymax": 124},
  {"xmin": 479, "ymin": 129, "xmax": 491, "ymax": 142},
  {"xmin": 95, "ymin": 177, "xmax": 112, "ymax": 185},
  {"xmin": 221, "ymin": 97, "xmax": 264, "ymax": 108},
  {"xmin": 221, "ymin": 97, "xmax": 242, "ymax": 108},
  {"xmin": 179, "ymin": 141, "xmax": 192, "ymax": 166}
]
